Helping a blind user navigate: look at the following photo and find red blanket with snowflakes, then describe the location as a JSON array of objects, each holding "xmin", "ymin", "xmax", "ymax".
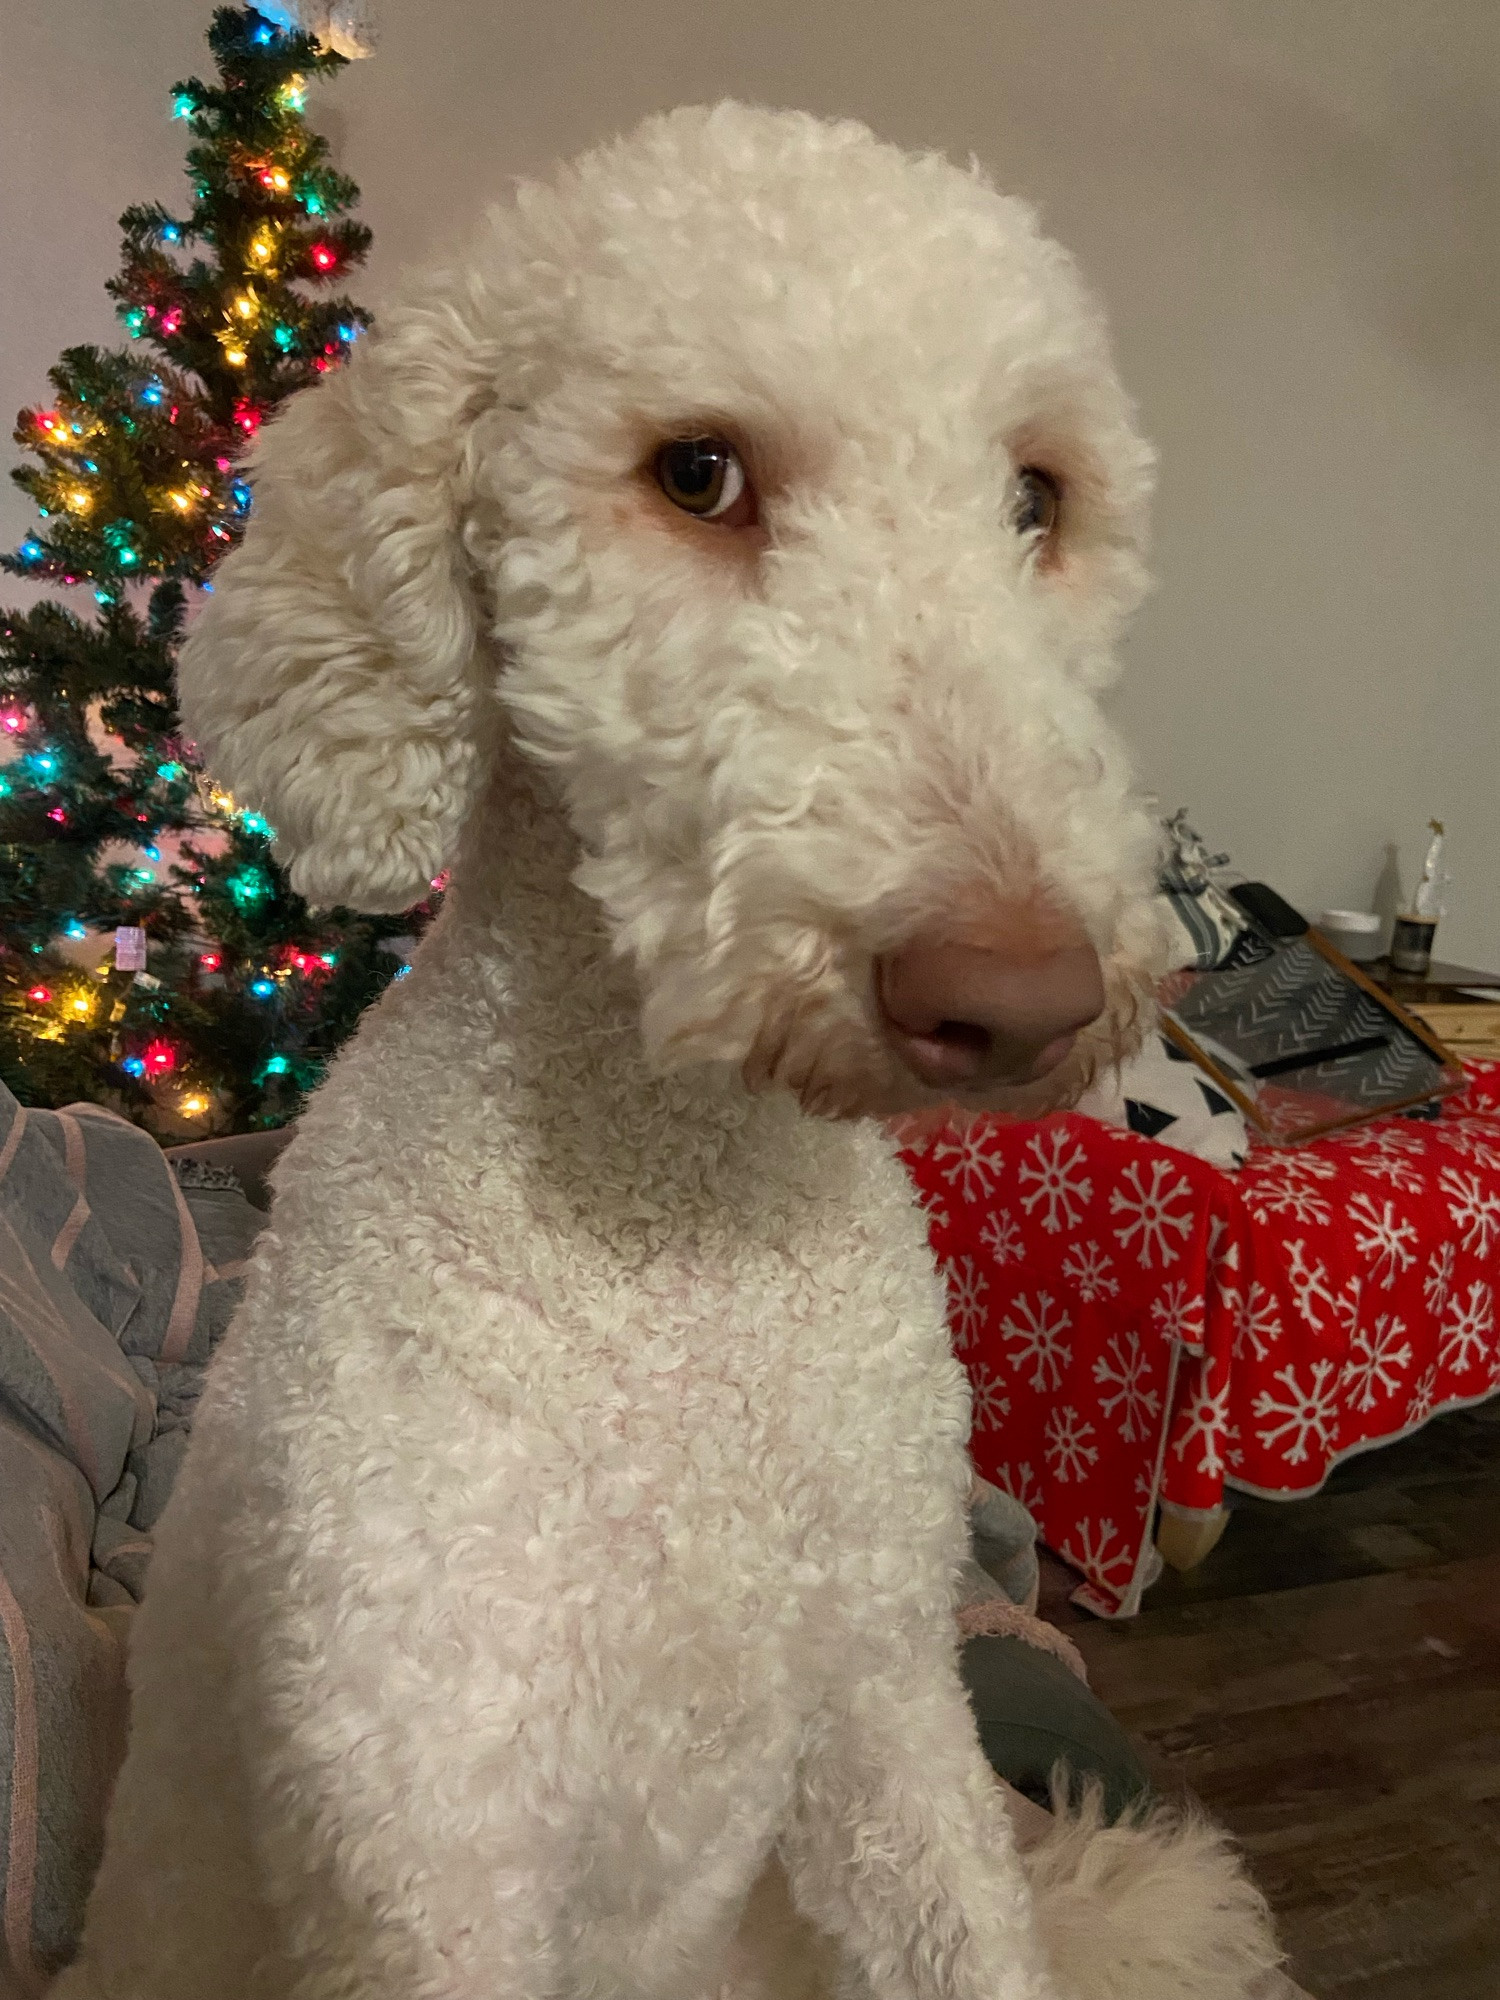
[{"xmin": 899, "ymin": 1060, "xmax": 1500, "ymax": 1616}]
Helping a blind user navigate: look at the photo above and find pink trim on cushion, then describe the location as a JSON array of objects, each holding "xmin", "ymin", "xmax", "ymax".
[
  {"xmin": 0, "ymin": 1560, "xmax": 42, "ymax": 1997},
  {"xmin": 955, "ymin": 1597, "xmax": 1090, "ymax": 1684},
  {"xmin": 0, "ymin": 1219, "xmax": 104, "ymax": 1496},
  {"xmin": 49, "ymin": 1113, "xmax": 92, "ymax": 1273},
  {"xmin": 0, "ymin": 1105, "xmax": 27, "ymax": 1193},
  {"xmin": 160, "ymin": 1166, "xmax": 205, "ymax": 1365}
]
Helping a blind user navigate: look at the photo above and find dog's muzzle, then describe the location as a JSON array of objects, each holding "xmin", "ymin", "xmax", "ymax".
[{"xmin": 875, "ymin": 932, "xmax": 1105, "ymax": 1095}]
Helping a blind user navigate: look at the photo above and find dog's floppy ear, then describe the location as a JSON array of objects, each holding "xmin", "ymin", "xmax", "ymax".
[{"xmin": 178, "ymin": 297, "xmax": 495, "ymax": 911}]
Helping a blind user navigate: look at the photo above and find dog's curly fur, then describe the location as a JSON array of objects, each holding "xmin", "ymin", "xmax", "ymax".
[{"xmin": 50, "ymin": 105, "xmax": 1279, "ymax": 2000}]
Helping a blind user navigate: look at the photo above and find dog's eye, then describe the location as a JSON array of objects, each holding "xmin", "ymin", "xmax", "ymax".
[
  {"xmin": 655, "ymin": 437, "xmax": 755, "ymax": 524},
  {"xmin": 1011, "ymin": 466, "xmax": 1060, "ymax": 540}
]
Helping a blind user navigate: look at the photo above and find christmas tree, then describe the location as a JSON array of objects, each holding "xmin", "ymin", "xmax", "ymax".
[{"xmin": 0, "ymin": 5, "xmax": 433, "ymax": 1136}]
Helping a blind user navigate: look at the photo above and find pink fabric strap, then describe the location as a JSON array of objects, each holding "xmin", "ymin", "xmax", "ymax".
[
  {"xmin": 0, "ymin": 1559, "xmax": 41, "ymax": 1997},
  {"xmin": 48, "ymin": 1113, "xmax": 92, "ymax": 1273},
  {"xmin": 159, "ymin": 1166, "xmax": 205, "ymax": 1365},
  {"xmin": 956, "ymin": 1596, "xmax": 1090, "ymax": 1684}
]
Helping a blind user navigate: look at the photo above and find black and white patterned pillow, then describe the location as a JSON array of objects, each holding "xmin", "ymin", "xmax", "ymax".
[{"xmin": 1078, "ymin": 1032, "xmax": 1248, "ymax": 1169}]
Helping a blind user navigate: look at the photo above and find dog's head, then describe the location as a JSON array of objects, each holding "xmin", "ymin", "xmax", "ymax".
[{"xmin": 180, "ymin": 103, "xmax": 1170, "ymax": 1121}]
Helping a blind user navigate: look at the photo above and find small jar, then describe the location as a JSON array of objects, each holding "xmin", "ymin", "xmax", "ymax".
[{"xmin": 1390, "ymin": 914, "xmax": 1439, "ymax": 976}]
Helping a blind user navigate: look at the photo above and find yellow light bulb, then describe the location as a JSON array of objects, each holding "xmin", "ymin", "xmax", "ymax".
[
  {"xmin": 181, "ymin": 1093, "xmax": 209, "ymax": 1116},
  {"xmin": 69, "ymin": 488, "xmax": 92, "ymax": 513},
  {"xmin": 234, "ymin": 294, "xmax": 257, "ymax": 319},
  {"xmin": 212, "ymin": 789, "xmax": 235, "ymax": 814},
  {"xmin": 70, "ymin": 995, "xmax": 92, "ymax": 1017},
  {"xmin": 249, "ymin": 230, "xmax": 275, "ymax": 264},
  {"xmin": 269, "ymin": 168, "xmax": 290, "ymax": 192},
  {"xmin": 224, "ymin": 345, "xmax": 248, "ymax": 368},
  {"xmin": 171, "ymin": 489, "xmax": 193, "ymax": 512}
]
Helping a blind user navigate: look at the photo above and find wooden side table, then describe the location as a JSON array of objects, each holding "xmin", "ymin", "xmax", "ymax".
[
  {"xmin": 1365, "ymin": 957, "xmax": 1500, "ymax": 1058},
  {"xmin": 1365, "ymin": 956, "xmax": 1500, "ymax": 1004}
]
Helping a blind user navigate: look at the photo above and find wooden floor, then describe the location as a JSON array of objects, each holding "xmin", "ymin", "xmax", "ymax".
[{"xmin": 1043, "ymin": 1401, "xmax": 1500, "ymax": 2000}]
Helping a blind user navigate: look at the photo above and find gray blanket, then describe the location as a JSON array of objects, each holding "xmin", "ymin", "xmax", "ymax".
[{"xmin": 0, "ymin": 1085, "xmax": 262, "ymax": 1994}]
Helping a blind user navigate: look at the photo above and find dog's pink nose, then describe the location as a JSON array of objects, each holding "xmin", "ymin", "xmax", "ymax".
[{"xmin": 876, "ymin": 934, "xmax": 1104, "ymax": 1093}]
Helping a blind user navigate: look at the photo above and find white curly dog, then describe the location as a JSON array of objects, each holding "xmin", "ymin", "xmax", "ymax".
[{"xmin": 54, "ymin": 106, "xmax": 1281, "ymax": 2000}]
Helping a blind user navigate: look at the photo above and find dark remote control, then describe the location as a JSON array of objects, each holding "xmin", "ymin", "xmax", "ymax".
[{"xmin": 1229, "ymin": 881, "xmax": 1308, "ymax": 939}]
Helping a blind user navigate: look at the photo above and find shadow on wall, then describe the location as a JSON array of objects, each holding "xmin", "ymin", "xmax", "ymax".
[
  {"xmin": 1371, "ymin": 842, "xmax": 1405, "ymax": 947},
  {"xmin": 1229, "ymin": 57, "xmax": 1498, "ymax": 406}
]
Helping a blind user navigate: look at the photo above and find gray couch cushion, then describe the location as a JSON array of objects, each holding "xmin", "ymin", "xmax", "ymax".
[{"xmin": 0, "ymin": 1086, "xmax": 266, "ymax": 1990}]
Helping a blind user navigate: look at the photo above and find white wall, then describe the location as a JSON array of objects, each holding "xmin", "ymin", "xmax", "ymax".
[{"xmin": 5, "ymin": 1, "xmax": 1497, "ymax": 964}]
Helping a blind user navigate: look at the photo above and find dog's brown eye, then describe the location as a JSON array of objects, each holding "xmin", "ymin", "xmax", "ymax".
[
  {"xmin": 1012, "ymin": 466, "xmax": 1060, "ymax": 540},
  {"xmin": 656, "ymin": 437, "xmax": 755, "ymax": 523}
]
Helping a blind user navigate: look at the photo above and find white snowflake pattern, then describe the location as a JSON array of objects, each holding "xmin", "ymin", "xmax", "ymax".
[
  {"xmin": 1059, "ymin": 1516, "xmax": 1135, "ymax": 1585},
  {"xmin": 1017, "ymin": 1128, "xmax": 1093, "ymax": 1235},
  {"xmin": 1407, "ymin": 1362, "xmax": 1441, "ymax": 1428},
  {"xmin": 1341, "ymin": 1313, "xmax": 1414, "ymax": 1413},
  {"xmin": 1000, "ymin": 1292, "xmax": 1074, "ymax": 1392},
  {"xmin": 1440, "ymin": 1167, "xmax": 1500, "ymax": 1258},
  {"xmin": 1150, "ymin": 1277, "xmax": 1206, "ymax": 1347},
  {"xmin": 1229, "ymin": 1281, "xmax": 1284, "ymax": 1363},
  {"xmin": 1109, "ymin": 1157, "xmax": 1195, "ymax": 1268},
  {"xmin": 943, "ymin": 1256, "xmax": 990, "ymax": 1353},
  {"xmin": 1285, "ymin": 1239, "xmax": 1336, "ymax": 1331},
  {"xmin": 1205, "ymin": 1211, "xmax": 1239, "ymax": 1266},
  {"xmin": 1061, "ymin": 1239, "xmax": 1119, "ymax": 1303},
  {"xmin": 1439, "ymin": 1280, "xmax": 1495, "ymax": 1376},
  {"xmin": 1348, "ymin": 1192, "xmax": 1418, "ymax": 1289},
  {"xmin": 1433, "ymin": 1119, "xmax": 1500, "ymax": 1173},
  {"xmin": 931, "ymin": 1125, "xmax": 1006, "ymax": 1205},
  {"xmin": 979, "ymin": 1207, "xmax": 1025, "ymax": 1267},
  {"xmin": 991, "ymin": 1460, "xmax": 1044, "ymax": 1513},
  {"xmin": 1349, "ymin": 1142, "xmax": 1427, "ymax": 1194},
  {"xmin": 1252, "ymin": 1360, "xmax": 1341, "ymax": 1466},
  {"xmin": 915, "ymin": 1186, "xmax": 950, "ymax": 1233},
  {"xmin": 1204, "ymin": 1213, "xmax": 1241, "ymax": 1312},
  {"xmin": 1091, "ymin": 1330, "xmax": 1162, "ymax": 1443},
  {"xmin": 1241, "ymin": 1170, "xmax": 1333, "ymax": 1228},
  {"xmin": 968, "ymin": 1363, "xmax": 1011, "ymax": 1433},
  {"xmin": 1334, "ymin": 1119, "xmax": 1427, "ymax": 1160},
  {"xmin": 1424, "ymin": 1242, "xmax": 1457, "ymax": 1317},
  {"xmin": 1043, "ymin": 1405, "xmax": 1100, "ymax": 1484},
  {"xmin": 1171, "ymin": 1360, "xmax": 1232, "ymax": 1479},
  {"xmin": 1333, "ymin": 1273, "xmax": 1363, "ymax": 1339}
]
